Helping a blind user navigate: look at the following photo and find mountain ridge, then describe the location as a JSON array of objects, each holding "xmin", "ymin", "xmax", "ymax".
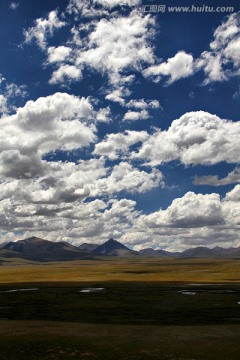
[
  {"xmin": 0, "ymin": 237, "xmax": 240, "ymax": 262},
  {"xmin": 92, "ymin": 238, "xmax": 137, "ymax": 257}
]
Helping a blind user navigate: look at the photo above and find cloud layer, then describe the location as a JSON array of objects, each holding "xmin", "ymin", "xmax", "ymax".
[{"xmin": 0, "ymin": 2, "xmax": 239, "ymax": 250}]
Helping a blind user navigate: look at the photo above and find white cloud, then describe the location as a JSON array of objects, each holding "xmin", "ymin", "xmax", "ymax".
[
  {"xmin": 1, "ymin": 164, "xmax": 240, "ymax": 249},
  {"xmin": 123, "ymin": 109, "xmax": 150, "ymax": 121},
  {"xmin": 126, "ymin": 99, "xmax": 148, "ymax": 109},
  {"xmin": 123, "ymin": 189, "xmax": 240, "ymax": 250},
  {"xmin": 222, "ymin": 185, "xmax": 240, "ymax": 226},
  {"xmin": 0, "ymin": 93, "xmax": 97, "ymax": 178},
  {"xmin": 67, "ymin": 0, "xmax": 141, "ymax": 19},
  {"xmin": 194, "ymin": 167, "xmax": 240, "ymax": 186},
  {"xmin": 0, "ymin": 98, "xmax": 164, "ymax": 242},
  {"xmin": 224, "ymin": 38, "xmax": 240, "ymax": 67},
  {"xmin": 0, "ymin": 75, "xmax": 28, "ymax": 114},
  {"xmin": 139, "ymin": 192, "xmax": 224, "ymax": 228},
  {"xmin": 67, "ymin": 0, "xmax": 109, "ymax": 18},
  {"xmin": 149, "ymin": 100, "xmax": 160, "ymax": 109},
  {"xmin": 142, "ymin": 13, "xmax": 240, "ymax": 85},
  {"xmin": 47, "ymin": 46, "xmax": 72, "ymax": 63},
  {"xmin": 196, "ymin": 52, "xmax": 226, "ymax": 82},
  {"xmin": 93, "ymin": 162, "xmax": 164, "ymax": 196},
  {"xmin": 0, "ymin": 95, "xmax": 7, "ymax": 115},
  {"xmin": 24, "ymin": 10, "xmax": 66, "ymax": 50},
  {"xmin": 133, "ymin": 111, "xmax": 240, "ymax": 166},
  {"xmin": 197, "ymin": 13, "xmax": 240, "ymax": 83},
  {"xmin": 93, "ymin": 130, "xmax": 149, "ymax": 160},
  {"xmin": 96, "ymin": 106, "xmax": 111, "ymax": 122},
  {"xmin": 94, "ymin": 0, "xmax": 141, "ymax": 9},
  {"xmin": 49, "ymin": 65, "xmax": 82, "ymax": 84},
  {"xmin": 210, "ymin": 13, "xmax": 240, "ymax": 51},
  {"xmin": 51, "ymin": 9, "xmax": 156, "ymax": 98},
  {"xmin": 41, "ymin": 10, "xmax": 155, "ymax": 98},
  {"xmin": 4, "ymin": 83, "xmax": 28, "ymax": 100},
  {"xmin": 105, "ymin": 86, "xmax": 131, "ymax": 105},
  {"xmin": 75, "ymin": 11, "xmax": 155, "ymax": 77},
  {"xmin": 143, "ymin": 51, "xmax": 195, "ymax": 83},
  {"xmin": 0, "ymin": 166, "xmax": 143, "ymax": 243},
  {"xmin": 126, "ymin": 99, "xmax": 160, "ymax": 110},
  {"xmin": 224, "ymin": 184, "xmax": 240, "ymax": 202}
]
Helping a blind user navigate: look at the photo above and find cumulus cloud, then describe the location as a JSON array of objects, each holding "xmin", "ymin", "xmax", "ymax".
[
  {"xmin": 126, "ymin": 99, "xmax": 160, "ymax": 110},
  {"xmin": 94, "ymin": 162, "xmax": 164, "ymax": 196},
  {"xmin": 222, "ymin": 185, "xmax": 240, "ymax": 226},
  {"xmin": 138, "ymin": 192, "xmax": 224, "ymax": 229},
  {"xmin": 67, "ymin": 0, "xmax": 141, "ymax": 19},
  {"xmin": 67, "ymin": 0, "xmax": 109, "ymax": 18},
  {"xmin": 133, "ymin": 111, "xmax": 240, "ymax": 166},
  {"xmin": 94, "ymin": 0, "xmax": 141, "ymax": 9},
  {"xmin": 0, "ymin": 93, "xmax": 163, "ymax": 243},
  {"xmin": 75, "ymin": 11, "xmax": 155, "ymax": 82},
  {"xmin": 123, "ymin": 109, "xmax": 150, "ymax": 121},
  {"xmin": 0, "ymin": 150, "xmax": 48, "ymax": 179},
  {"xmin": 49, "ymin": 65, "xmax": 82, "ymax": 84},
  {"xmin": 122, "ymin": 188, "xmax": 240, "ymax": 251},
  {"xmin": 47, "ymin": 46, "xmax": 72, "ymax": 63},
  {"xmin": 194, "ymin": 167, "xmax": 240, "ymax": 186},
  {"xmin": 105, "ymin": 85, "xmax": 132, "ymax": 105},
  {"xmin": 2, "ymin": 6, "xmax": 240, "ymax": 250},
  {"xmin": 1, "ymin": 162, "xmax": 240, "ymax": 248},
  {"xmin": 47, "ymin": 9, "xmax": 155, "ymax": 94},
  {"xmin": 224, "ymin": 184, "xmax": 240, "ymax": 202},
  {"xmin": 0, "ymin": 175, "xmax": 141, "ymax": 244},
  {"xmin": 93, "ymin": 130, "xmax": 149, "ymax": 159},
  {"xmin": 142, "ymin": 13, "xmax": 240, "ymax": 85},
  {"xmin": 24, "ymin": 10, "xmax": 66, "ymax": 50},
  {"xmin": 144, "ymin": 51, "xmax": 195, "ymax": 84},
  {"xmin": 0, "ymin": 95, "xmax": 7, "ymax": 114},
  {"xmin": 95, "ymin": 106, "xmax": 111, "ymax": 122},
  {"xmin": 0, "ymin": 93, "xmax": 98, "ymax": 178},
  {"xmin": 197, "ymin": 52, "xmax": 226, "ymax": 82},
  {"xmin": 197, "ymin": 13, "xmax": 240, "ymax": 83}
]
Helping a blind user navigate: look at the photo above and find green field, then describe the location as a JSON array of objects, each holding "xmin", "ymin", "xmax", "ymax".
[{"xmin": 1, "ymin": 258, "xmax": 240, "ymax": 359}]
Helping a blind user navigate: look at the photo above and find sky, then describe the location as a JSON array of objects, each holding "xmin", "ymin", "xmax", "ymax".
[{"xmin": 0, "ymin": 0, "xmax": 239, "ymax": 251}]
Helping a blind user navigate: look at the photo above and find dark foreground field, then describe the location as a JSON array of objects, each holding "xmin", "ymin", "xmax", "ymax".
[
  {"xmin": 0, "ymin": 258, "xmax": 240, "ymax": 359},
  {"xmin": 1, "ymin": 320, "xmax": 240, "ymax": 360}
]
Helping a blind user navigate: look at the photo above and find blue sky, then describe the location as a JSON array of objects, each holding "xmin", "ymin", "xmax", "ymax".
[{"xmin": 0, "ymin": 0, "xmax": 239, "ymax": 250}]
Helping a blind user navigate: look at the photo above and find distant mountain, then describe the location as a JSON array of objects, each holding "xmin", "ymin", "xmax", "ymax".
[
  {"xmin": 213, "ymin": 246, "xmax": 240, "ymax": 258},
  {"xmin": 157, "ymin": 249, "xmax": 180, "ymax": 257},
  {"xmin": 93, "ymin": 238, "xmax": 137, "ymax": 257},
  {"xmin": 1, "ymin": 237, "xmax": 240, "ymax": 262},
  {"xmin": 0, "ymin": 242, "xmax": 9, "ymax": 249},
  {"xmin": 139, "ymin": 248, "xmax": 179, "ymax": 257},
  {"xmin": 78, "ymin": 243, "xmax": 99, "ymax": 252},
  {"xmin": 139, "ymin": 248, "xmax": 158, "ymax": 256},
  {"xmin": 2, "ymin": 236, "xmax": 90, "ymax": 262},
  {"xmin": 139, "ymin": 246, "xmax": 240, "ymax": 259},
  {"xmin": 180, "ymin": 246, "xmax": 221, "ymax": 258}
]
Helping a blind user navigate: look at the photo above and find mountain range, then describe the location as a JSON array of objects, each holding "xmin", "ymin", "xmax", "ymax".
[{"xmin": 0, "ymin": 237, "xmax": 240, "ymax": 263}]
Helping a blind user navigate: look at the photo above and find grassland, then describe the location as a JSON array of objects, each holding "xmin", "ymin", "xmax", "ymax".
[
  {"xmin": 1, "ymin": 257, "xmax": 240, "ymax": 283},
  {"xmin": 1, "ymin": 258, "xmax": 240, "ymax": 359}
]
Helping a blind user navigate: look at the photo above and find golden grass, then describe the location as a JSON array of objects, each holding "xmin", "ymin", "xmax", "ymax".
[{"xmin": 1, "ymin": 258, "xmax": 240, "ymax": 283}]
